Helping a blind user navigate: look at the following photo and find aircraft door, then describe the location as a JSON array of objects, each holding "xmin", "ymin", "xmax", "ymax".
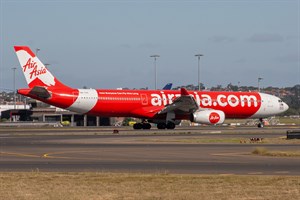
[
  {"xmin": 267, "ymin": 96, "xmax": 273, "ymax": 108},
  {"xmin": 72, "ymin": 91, "xmax": 80, "ymax": 104},
  {"xmin": 141, "ymin": 94, "xmax": 148, "ymax": 105}
]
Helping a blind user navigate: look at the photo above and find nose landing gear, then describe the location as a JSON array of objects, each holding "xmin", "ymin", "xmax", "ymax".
[{"xmin": 258, "ymin": 118, "xmax": 264, "ymax": 128}]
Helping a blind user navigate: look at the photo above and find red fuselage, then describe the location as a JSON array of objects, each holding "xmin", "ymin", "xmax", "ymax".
[{"xmin": 19, "ymin": 87, "xmax": 264, "ymax": 120}]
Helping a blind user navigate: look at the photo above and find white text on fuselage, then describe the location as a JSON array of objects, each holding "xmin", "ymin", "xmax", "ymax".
[{"xmin": 150, "ymin": 92, "xmax": 259, "ymax": 108}]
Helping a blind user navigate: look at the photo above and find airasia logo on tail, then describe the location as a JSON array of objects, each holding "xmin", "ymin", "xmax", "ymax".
[
  {"xmin": 209, "ymin": 112, "xmax": 220, "ymax": 124},
  {"xmin": 23, "ymin": 58, "xmax": 47, "ymax": 79}
]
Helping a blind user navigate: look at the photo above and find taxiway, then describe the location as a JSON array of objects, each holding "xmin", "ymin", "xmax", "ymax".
[{"xmin": 0, "ymin": 126, "xmax": 299, "ymax": 175}]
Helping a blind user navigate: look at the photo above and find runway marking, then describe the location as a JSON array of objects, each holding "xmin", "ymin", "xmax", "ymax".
[
  {"xmin": 275, "ymin": 171, "xmax": 290, "ymax": 174},
  {"xmin": 41, "ymin": 150, "xmax": 188, "ymax": 162},
  {"xmin": 0, "ymin": 151, "xmax": 40, "ymax": 158},
  {"xmin": 248, "ymin": 172, "xmax": 263, "ymax": 175},
  {"xmin": 2, "ymin": 149, "xmax": 255, "ymax": 165},
  {"xmin": 42, "ymin": 150, "xmax": 99, "ymax": 159},
  {"xmin": 218, "ymin": 174, "xmax": 235, "ymax": 176},
  {"xmin": 211, "ymin": 152, "xmax": 250, "ymax": 157},
  {"xmin": 39, "ymin": 150, "xmax": 250, "ymax": 164},
  {"xmin": 42, "ymin": 153, "xmax": 72, "ymax": 159}
]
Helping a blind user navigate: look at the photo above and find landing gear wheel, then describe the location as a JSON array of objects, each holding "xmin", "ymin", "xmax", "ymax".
[
  {"xmin": 157, "ymin": 123, "xmax": 166, "ymax": 129},
  {"xmin": 133, "ymin": 123, "xmax": 143, "ymax": 130},
  {"xmin": 142, "ymin": 123, "xmax": 151, "ymax": 129},
  {"xmin": 257, "ymin": 118, "xmax": 264, "ymax": 128},
  {"xmin": 166, "ymin": 122, "xmax": 175, "ymax": 129},
  {"xmin": 257, "ymin": 123, "xmax": 264, "ymax": 128}
]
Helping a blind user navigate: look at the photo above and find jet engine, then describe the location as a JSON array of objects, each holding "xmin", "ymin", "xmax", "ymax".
[{"xmin": 190, "ymin": 110, "xmax": 225, "ymax": 125}]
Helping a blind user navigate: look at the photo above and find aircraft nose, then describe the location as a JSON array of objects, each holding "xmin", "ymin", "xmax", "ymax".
[{"xmin": 284, "ymin": 102, "xmax": 289, "ymax": 111}]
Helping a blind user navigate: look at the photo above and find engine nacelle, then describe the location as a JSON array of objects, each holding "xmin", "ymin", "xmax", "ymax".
[{"xmin": 190, "ymin": 110, "xmax": 225, "ymax": 125}]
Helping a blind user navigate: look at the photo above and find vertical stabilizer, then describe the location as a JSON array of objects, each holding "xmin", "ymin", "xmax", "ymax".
[{"xmin": 14, "ymin": 46, "xmax": 70, "ymax": 89}]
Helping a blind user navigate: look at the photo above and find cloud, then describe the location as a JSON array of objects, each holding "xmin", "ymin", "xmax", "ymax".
[
  {"xmin": 209, "ymin": 36, "xmax": 236, "ymax": 43},
  {"xmin": 247, "ymin": 34, "xmax": 284, "ymax": 43}
]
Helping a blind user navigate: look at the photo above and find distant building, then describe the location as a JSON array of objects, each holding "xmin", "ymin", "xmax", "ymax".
[
  {"xmin": 0, "ymin": 100, "xmax": 111, "ymax": 126},
  {"xmin": 0, "ymin": 104, "xmax": 30, "ymax": 117}
]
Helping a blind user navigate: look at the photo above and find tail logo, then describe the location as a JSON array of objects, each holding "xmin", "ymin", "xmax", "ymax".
[{"xmin": 23, "ymin": 58, "xmax": 47, "ymax": 79}]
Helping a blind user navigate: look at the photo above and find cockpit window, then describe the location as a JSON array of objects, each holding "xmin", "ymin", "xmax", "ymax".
[{"xmin": 278, "ymin": 100, "xmax": 283, "ymax": 103}]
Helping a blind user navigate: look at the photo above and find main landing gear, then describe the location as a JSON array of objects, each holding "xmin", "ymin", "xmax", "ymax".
[
  {"xmin": 133, "ymin": 121, "xmax": 176, "ymax": 130},
  {"xmin": 133, "ymin": 113, "xmax": 177, "ymax": 130},
  {"xmin": 133, "ymin": 122, "xmax": 151, "ymax": 130},
  {"xmin": 156, "ymin": 111, "xmax": 176, "ymax": 129},
  {"xmin": 157, "ymin": 122, "xmax": 175, "ymax": 129},
  {"xmin": 257, "ymin": 118, "xmax": 264, "ymax": 128}
]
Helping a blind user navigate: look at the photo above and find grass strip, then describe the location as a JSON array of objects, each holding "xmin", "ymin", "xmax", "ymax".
[
  {"xmin": 252, "ymin": 147, "xmax": 300, "ymax": 157},
  {"xmin": 0, "ymin": 172, "xmax": 299, "ymax": 200}
]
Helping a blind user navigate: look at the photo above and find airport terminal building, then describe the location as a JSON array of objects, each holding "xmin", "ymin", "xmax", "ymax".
[{"xmin": 0, "ymin": 100, "xmax": 112, "ymax": 126}]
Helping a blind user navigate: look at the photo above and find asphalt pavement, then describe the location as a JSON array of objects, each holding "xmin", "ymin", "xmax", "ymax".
[{"xmin": 0, "ymin": 126, "xmax": 299, "ymax": 175}]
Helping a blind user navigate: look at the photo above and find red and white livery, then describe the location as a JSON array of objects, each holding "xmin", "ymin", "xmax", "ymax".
[{"xmin": 14, "ymin": 46, "xmax": 289, "ymax": 129}]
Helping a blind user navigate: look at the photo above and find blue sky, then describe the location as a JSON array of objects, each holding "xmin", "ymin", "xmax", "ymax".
[{"xmin": 0, "ymin": 0, "xmax": 299, "ymax": 90}]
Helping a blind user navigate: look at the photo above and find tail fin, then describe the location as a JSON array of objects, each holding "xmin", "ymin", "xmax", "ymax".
[
  {"xmin": 14, "ymin": 46, "xmax": 70, "ymax": 89},
  {"xmin": 162, "ymin": 83, "xmax": 172, "ymax": 90}
]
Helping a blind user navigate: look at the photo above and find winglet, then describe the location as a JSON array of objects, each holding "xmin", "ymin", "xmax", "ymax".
[{"xmin": 181, "ymin": 88, "xmax": 190, "ymax": 96}]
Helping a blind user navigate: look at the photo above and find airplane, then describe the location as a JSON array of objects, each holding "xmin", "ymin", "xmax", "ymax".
[
  {"xmin": 162, "ymin": 83, "xmax": 172, "ymax": 90},
  {"xmin": 14, "ymin": 46, "xmax": 289, "ymax": 129}
]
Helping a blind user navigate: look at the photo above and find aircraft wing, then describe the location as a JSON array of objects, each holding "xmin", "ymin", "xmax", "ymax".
[
  {"xmin": 158, "ymin": 88, "xmax": 199, "ymax": 115},
  {"xmin": 131, "ymin": 106, "xmax": 164, "ymax": 118}
]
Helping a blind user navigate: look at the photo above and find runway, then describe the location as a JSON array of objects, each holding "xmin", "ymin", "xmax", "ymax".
[{"xmin": 0, "ymin": 126, "xmax": 299, "ymax": 175}]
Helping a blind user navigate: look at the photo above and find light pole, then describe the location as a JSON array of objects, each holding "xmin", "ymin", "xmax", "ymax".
[
  {"xmin": 12, "ymin": 67, "xmax": 17, "ymax": 110},
  {"xmin": 44, "ymin": 63, "xmax": 50, "ymax": 69},
  {"xmin": 36, "ymin": 48, "xmax": 40, "ymax": 56},
  {"xmin": 150, "ymin": 55, "xmax": 160, "ymax": 90},
  {"xmin": 258, "ymin": 77, "xmax": 263, "ymax": 92},
  {"xmin": 195, "ymin": 54, "xmax": 204, "ymax": 91}
]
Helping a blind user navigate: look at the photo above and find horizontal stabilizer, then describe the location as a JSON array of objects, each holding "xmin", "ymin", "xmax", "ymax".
[{"xmin": 29, "ymin": 86, "xmax": 51, "ymax": 99}]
